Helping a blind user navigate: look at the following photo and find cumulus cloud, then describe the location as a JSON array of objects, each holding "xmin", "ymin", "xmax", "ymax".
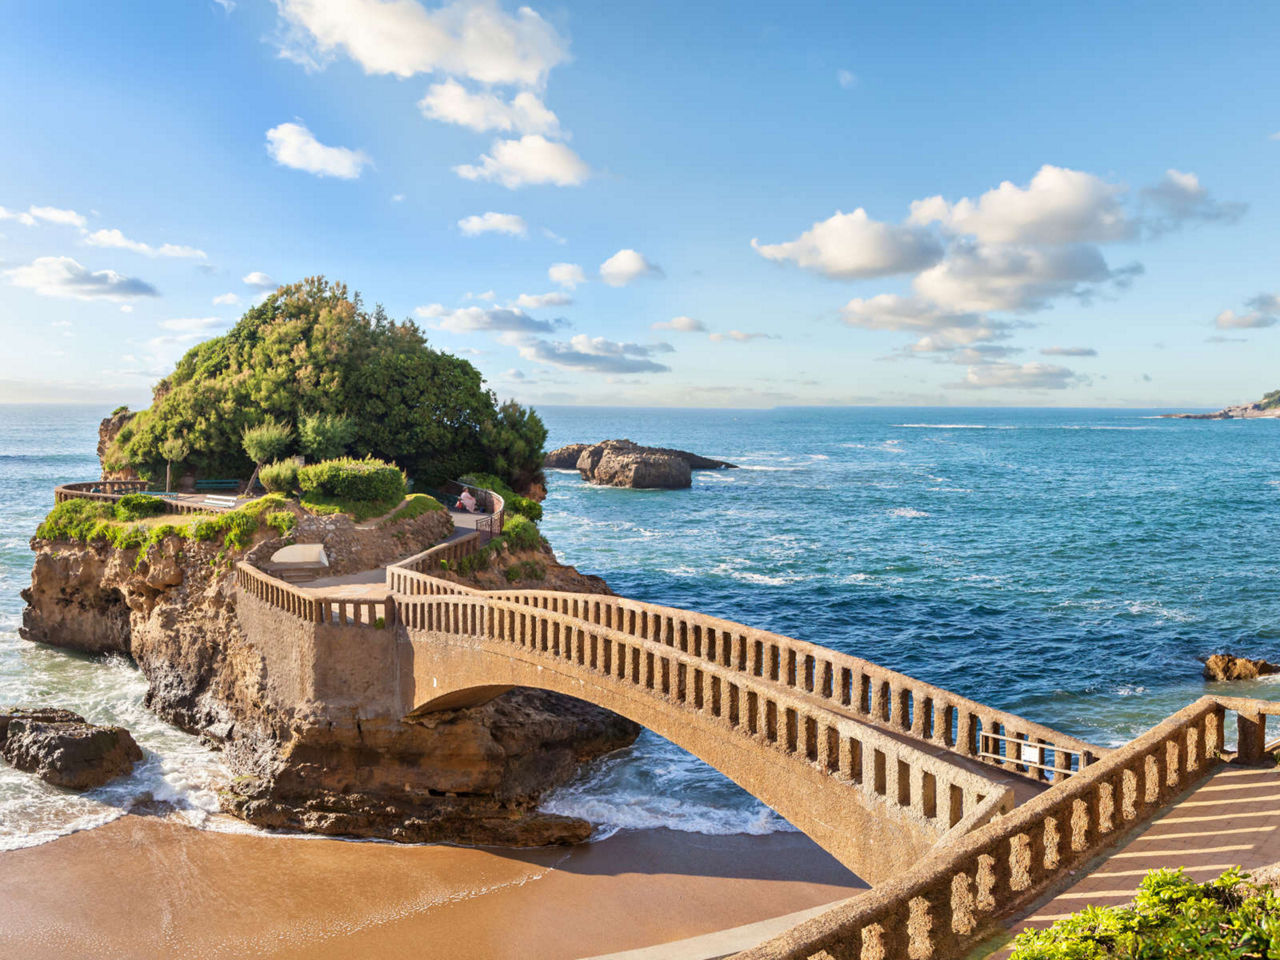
[
  {"xmin": 599, "ymin": 249, "xmax": 661, "ymax": 287},
  {"xmin": 909, "ymin": 165, "xmax": 1133, "ymax": 245},
  {"xmin": 652, "ymin": 315, "xmax": 705, "ymax": 332},
  {"xmin": 159, "ymin": 317, "xmax": 225, "ymax": 332},
  {"xmin": 4, "ymin": 256, "xmax": 159, "ymax": 301},
  {"xmin": 947, "ymin": 361, "xmax": 1082, "ymax": 390},
  {"xmin": 709, "ymin": 330, "xmax": 774, "ymax": 343},
  {"xmin": 266, "ymin": 122, "xmax": 371, "ymax": 179},
  {"xmin": 84, "ymin": 228, "xmax": 207, "ymax": 260},
  {"xmin": 243, "ymin": 271, "xmax": 276, "ymax": 290},
  {"xmin": 213, "ymin": 292, "xmax": 241, "ymax": 305},
  {"xmin": 420, "ymin": 79, "xmax": 560, "ymax": 135},
  {"xmin": 274, "ymin": 0, "xmax": 569, "ymax": 87},
  {"xmin": 1040, "ymin": 345, "xmax": 1098, "ymax": 356},
  {"xmin": 1141, "ymin": 169, "xmax": 1246, "ymax": 233},
  {"xmin": 458, "ymin": 211, "xmax": 527, "ymax": 236},
  {"xmin": 752, "ymin": 208, "xmax": 942, "ymax": 280},
  {"xmin": 549, "ymin": 262, "xmax": 585, "ymax": 289},
  {"xmin": 506, "ymin": 332, "xmax": 673, "ymax": 374},
  {"xmin": 512, "ymin": 291, "xmax": 571, "ymax": 309},
  {"xmin": 415, "ymin": 303, "xmax": 560, "ymax": 333},
  {"xmin": 1, "ymin": 205, "xmax": 86, "ymax": 228},
  {"xmin": 454, "ymin": 135, "xmax": 588, "ymax": 188},
  {"xmin": 840, "ymin": 294, "xmax": 1016, "ymax": 355}
]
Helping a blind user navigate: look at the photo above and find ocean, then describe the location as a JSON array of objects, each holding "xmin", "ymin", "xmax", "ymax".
[{"xmin": 2, "ymin": 403, "xmax": 1278, "ymax": 847}]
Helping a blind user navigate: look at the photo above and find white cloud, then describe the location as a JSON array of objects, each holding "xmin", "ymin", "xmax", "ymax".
[
  {"xmin": 506, "ymin": 332, "xmax": 673, "ymax": 374},
  {"xmin": 549, "ymin": 262, "xmax": 585, "ymax": 289},
  {"xmin": 0, "ymin": 206, "xmax": 37, "ymax": 227},
  {"xmin": 947, "ymin": 361, "xmax": 1082, "ymax": 390},
  {"xmin": 266, "ymin": 122, "xmax": 371, "ymax": 179},
  {"xmin": 28, "ymin": 206, "xmax": 87, "ymax": 228},
  {"xmin": 1214, "ymin": 308, "xmax": 1277, "ymax": 330},
  {"xmin": 837, "ymin": 69, "xmax": 857, "ymax": 89},
  {"xmin": 709, "ymin": 330, "xmax": 774, "ymax": 343},
  {"xmin": 275, "ymin": 0, "xmax": 568, "ymax": 87},
  {"xmin": 415, "ymin": 303, "xmax": 559, "ymax": 333},
  {"xmin": 652, "ymin": 315, "xmax": 705, "ymax": 332},
  {"xmin": 213, "ymin": 292, "xmax": 241, "ymax": 305},
  {"xmin": 4, "ymin": 256, "xmax": 159, "ymax": 301},
  {"xmin": 84, "ymin": 228, "xmax": 207, "ymax": 260},
  {"xmin": 419, "ymin": 79, "xmax": 560, "ymax": 135},
  {"xmin": 243, "ymin": 271, "xmax": 276, "ymax": 290},
  {"xmin": 512, "ymin": 291, "xmax": 571, "ymax": 309},
  {"xmin": 1040, "ymin": 345, "xmax": 1098, "ymax": 357},
  {"xmin": 1141, "ymin": 169, "xmax": 1246, "ymax": 232},
  {"xmin": 840, "ymin": 294, "xmax": 1015, "ymax": 355},
  {"xmin": 454, "ymin": 135, "xmax": 588, "ymax": 188},
  {"xmin": 909, "ymin": 165, "xmax": 1132, "ymax": 245},
  {"xmin": 159, "ymin": 317, "xmax": 225, "ymax": 332},
  {"xmin": 599, "ymin": 248, "xmax": 661, "ymax": 287},
  {"xmin": 458, "ymin": 211, "xmax": 527, "ymax": 236},
  {"xmin": 752, "ymin": 208, "xmax": 942, "ymax": 279}
]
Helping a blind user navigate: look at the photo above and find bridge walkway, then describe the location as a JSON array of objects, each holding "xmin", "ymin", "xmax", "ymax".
[{"xmin": 987, "ymin": 760, "xmax": 1280, "ymax": 955}]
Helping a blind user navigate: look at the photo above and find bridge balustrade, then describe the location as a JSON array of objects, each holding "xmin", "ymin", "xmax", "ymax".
[{"xmin": 236, "ymin": 562, "xmax": 392, "ymax": 628}]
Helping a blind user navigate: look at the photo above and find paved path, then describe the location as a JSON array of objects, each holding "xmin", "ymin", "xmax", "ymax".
[{"xmin": 991, "ymin": 762, "xmax": 1280, "ymax": 954}]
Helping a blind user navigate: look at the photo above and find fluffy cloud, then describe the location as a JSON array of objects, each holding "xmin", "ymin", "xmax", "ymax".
[
  {"xmin": 507, "ymin": 332, "xmax": 673, "ymax": 374},
  {"xmin": 511, "ymin": 291, "xmax": 570, "ymax": 309},
  {"xmin": 652, "ymin": 315, "xmax": 705, "ymax": 332},
  {"xmin": 420, "ymin": 79, "xmax": 559, "ymax": 135},
  {"xmin": 1040, "ymin": 345, "xmax": 1098, "ymax": 356},
  {"xmin": 909, "ymin": 165, "xmax": 1132, "ymax": 245},
  {"xmin": 159, "ymin": 317, "xmax": 225, "ymax": 332},
  {"xmin": 1141, "ymin": 169, "xmax": 1246, "ymax": 233},
  {"xmin": 415, "ymin": 303, "xmax": 559, "ymax": 333},
  {"xmin": 709, "ymin": 330, "xmax": 773, "ymax": 343},
  {"xmin": 4, "ymin": 256, "xmax": 158, "ymax": 301},
  {"xmin": 243, "ymin": 271, "xmax": 276, "ymax": 290},
  {"xmin": 84, "ymin": 228, "xmax": 207, "ymax": 260},
  {"xmin": 0, "ymin": 205, "xmax": 86, "ymax": 228},
  {"xmin": 213, "ymin": 292, "xmax": 241, "ymax": 305},
  {"xmin": 266, "ymin": 122, "xmax": 371, "ymax": 179},
  {"xmin": 275, "ymin": 0, "xmax": 568, "ymax": 87},
  {"xmin": 752, "ymin": 208, "xmax": 942, "ymax": 280},
  {"xmin": 454, "ymin": 135, "xmax": 588, "ymax": 188},
  {"xmin": 947, "ymin": 361, "xmax": 1082, "ymax": 390},
  {"xmin": 548, "ymin": 262, "xmax": 585, "ymax": 289},
  {"xmin": 458, "ymin": 211, "xmax": 527, "ymax": 236},
  {"xmin": 599, "ymin": 249, "xmax": 661, "ymax": 287},
  {"xmin": 840, "ymin": 294, "xmax": 1015, "ymax": 355}
]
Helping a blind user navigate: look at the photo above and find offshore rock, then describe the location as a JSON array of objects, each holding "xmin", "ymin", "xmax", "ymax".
[
  {"xmin": 544, "ymin": 444, "xmax": 591, "ymax": 469},
  {"xmin": 1202, "ymin": 653, "xmax": 1280, "ymax": 681},
  {"xmin": 1, "ymin": 713, "xmax": 142, "ymax": 790},
  {"xmin": 549, "ymin": 438, "xmax": 736, "ymax": 476},
  {"xmin": 579, "ymin": 441, "xmax": 691, "ymax": 489}
]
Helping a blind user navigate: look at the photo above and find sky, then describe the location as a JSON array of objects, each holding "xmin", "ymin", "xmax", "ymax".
[{"xmin": 1, "ymin": 0, "xmax": 1278, "ymax": 409}]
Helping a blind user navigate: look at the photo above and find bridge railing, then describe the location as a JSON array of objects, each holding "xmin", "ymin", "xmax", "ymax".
[
  {"xmin": 55, "ymin": 481, "xmax": 221, "ymax": 516},
  {"xmin": 396, "ymin": 584, "xmax": 1103, "ymax": 783},
  {"xmin": 735, "ymin": 695, "xmax": 1229, "ymax": 960},
  {"xmin": 236, "ymin": 562, "xmax": 393, "ymax": 628},
  {"xmin": 397, "ymin": 592, "xmax": 1015, "ymax": 847}
]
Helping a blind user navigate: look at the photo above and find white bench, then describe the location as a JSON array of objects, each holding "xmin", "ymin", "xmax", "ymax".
[{"xmin": 203, "ymin": 494, "xmax": 239, "ymax": 509}]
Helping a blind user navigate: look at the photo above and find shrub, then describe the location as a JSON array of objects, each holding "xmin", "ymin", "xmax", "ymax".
[
  {"xmin": 500, "ymin": 513, "xmax": 542, "ymax": 552},
  {"xmin": 299, "ymin": 412, "xmax": 355, "ymax": 461},
  {"xmin": 298, "ymin": 456, "xmax": 406, "ymax": 503},
  {"xmin": 111, "ymin": 405, "xmax": 130, "ymax": 416},
  {"xmin": 242, "ymin": 417, "xmax": 293, "ymax": 468},
  {"xmin": 508, "ymin": 493, "xmax": 542, "ymax": 522},
  {"xmin": 1009, "ymin": 868, "xmax": 1278, "ymax": 959},
  {"xmin": 37, "ymin": 499, "xmax": 116, "ymax": 541},
  {"xmin": 115, "ymin": 493, "xmax": 166, "ymax": 522},
  {"xmin": 505, "ymin": 559, "xmax": 545, "ymax": 582},
  {"xmin": 259, "ymin": 459, "xmax": 299, "ymax": 493},
  {"xmin": 264, "ymin": 510, "xmax": 297, "ymax": 536}
]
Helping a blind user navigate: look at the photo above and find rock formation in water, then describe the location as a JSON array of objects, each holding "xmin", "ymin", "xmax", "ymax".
[
  {"xmin": 546, "ymin": 439, "xmax": 736, "ymax": 489},
  {"xmin": 1165, "ymin": 389, "xmax": 1280, "ymax": 420},
  {"xmin": 1201, "ymin": 653, "xmax": 1280, "ymax": 681},
  {"xmin": 0, "ymin": 708, "xmax": 142, "ymax": 789},
  {"xmin": 21, "ymin": 508, "xmax": 637, "ymax": 845}
]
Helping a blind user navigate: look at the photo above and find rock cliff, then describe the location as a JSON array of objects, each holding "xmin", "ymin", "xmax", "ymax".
[{"xmin": 21, "ymin": 510, "xmax": 638, "ymax": 846}]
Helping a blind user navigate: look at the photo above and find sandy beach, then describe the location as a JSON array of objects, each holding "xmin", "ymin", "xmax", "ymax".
[{"xmin": 0, "ymin": 817, "xmax": 862, "ymax": 960}]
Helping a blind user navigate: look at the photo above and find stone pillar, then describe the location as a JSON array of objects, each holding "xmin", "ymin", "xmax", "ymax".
[{"xmin": 1237, "ymin": 709, "xmax": 1267, "ymax": 765}]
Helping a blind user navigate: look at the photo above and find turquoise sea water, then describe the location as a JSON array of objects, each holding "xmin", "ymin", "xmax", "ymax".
[{"xmin": 2, "ymin": 404, "xmax": 1278, "ymax": 844}]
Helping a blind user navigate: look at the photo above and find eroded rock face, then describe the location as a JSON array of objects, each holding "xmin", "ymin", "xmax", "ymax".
[
  {"xmin": 1, "ymin": 712, "xmax": 142, "ymax": 790},
  {"xmin": 21, "ymin": 513, "xmax": 638, "ymax": 845},
  {"xmin": 97, "ymin": 410, "xmax": 140, "ymax": 480},
  {"xmin": 1164, "ymin": 403, "xmax": 1280, "ymax": 420},
  {"xmin": 1202, "ymin": 653, "xmax": 1280, "ymax": 681},
  {"xmin": 552, "ymin": 438, "xmax": 736, "ymax": 475},
  {"xmin": 544, "ymin": 444, "xmax": 590, "ymax": 469},
  {"xmin": 572, "ymin": 440, "xmax": 691, "ymax": 489}
]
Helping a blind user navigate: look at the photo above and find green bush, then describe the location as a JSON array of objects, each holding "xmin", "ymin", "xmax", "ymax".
[
  {"xmin": 460, "ymin": 472, "xmax": 542, "ymax": 521},
  {"xmin": 505, "ymin": 559, "xmax": 545, "ymax": 582},
  {"xmin": 299, "ymin": 456, "xmax": 406, "ymax": 502},
  {"xmin": 242, "ymin": 417, "xmax": 293, "ymax": 469},
  {"xmin": 499, "ymin": 513, "xmax": 542, "ymax": 552},
  {"xmin": 259, "ymin": 459, "xmax": 299, "ymax": 493},
  {"xmin": 1010, "ymin": 867, "xmax": 1279, "ymax": 959},
  {"xmin": 299, "ymin": 412, "xmax": 355, "ymax": 460},
  {"xmin": 37, "ymin": 499, "xmax": 116, "ymax": 540},
  {"xmin": 114, "ymin": 493, "xmax": 166, "ymax": 522},
  {"xmin": 264, "ymin": 510, "xmax": 297, "ymax": 536}
]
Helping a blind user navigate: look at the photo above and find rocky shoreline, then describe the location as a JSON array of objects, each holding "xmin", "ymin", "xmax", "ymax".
[{"xmin": 1163, "ymin": 401, "xmax": 1280, "ymax": 420}]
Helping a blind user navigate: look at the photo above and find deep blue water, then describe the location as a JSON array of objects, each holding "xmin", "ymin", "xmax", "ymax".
[{"xmin": 2, "ymin": 404, "xmax": 1278, "ymax": 841}]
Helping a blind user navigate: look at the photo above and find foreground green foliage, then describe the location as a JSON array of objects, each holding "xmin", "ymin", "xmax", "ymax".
[
  {"xmin": 259, "ymin": 459, "xmax": 299, "ymax": 493},
  {"xmin": 107, "ymin": 278, "xmax": 546, "ymax": 488},
  {"xmin": 1010, "ymin": 868, "xmax": 1280, "ymax": 959},
  {"xmin": 114, "ymin": 494, "xmax": 166, "ymax": 522},
  {"xmin": 299, "ymin": 456, "xmax": 406, "ymax": 502}
]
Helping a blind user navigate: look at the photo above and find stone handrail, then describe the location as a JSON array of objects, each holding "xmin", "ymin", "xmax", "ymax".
[
  {"xmin": 236, "ymin": 562, "xmax": 393, "ymax": 629},
  {"xmin": 55, "ymin": 481, "xmax": 221, "ymax": 516},
  {"xmin": 734, "ymin": 696, "xmax": 1232, "ymax": 960},
  {"xmin": 397, "ymin": 592, "xmax": 1014, "ymax": 850}
]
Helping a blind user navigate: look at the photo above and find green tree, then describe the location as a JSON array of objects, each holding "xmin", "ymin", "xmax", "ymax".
[
  {"xmin": 299, "ymin": 412, "xmax": 356, "ymax": 461},
  {"xmin": 480, "ymin": 399, "xmax": 548, "ymax": 493},
  {"xmin": 241, "ymin": 418, "xmax": 293, "ymax": 492},
  {"xmin": 158, "ymin": 436, "xmax": 190, "ymax": 493}
]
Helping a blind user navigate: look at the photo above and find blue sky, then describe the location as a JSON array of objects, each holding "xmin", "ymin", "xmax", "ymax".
[{"xmin": 2, "ymin": 0, "xmax": 1278, "ymax": 408}]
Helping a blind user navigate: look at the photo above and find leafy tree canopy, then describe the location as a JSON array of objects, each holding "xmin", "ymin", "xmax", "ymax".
[{"xmin": 110, "ymin": 277, "xmax": 546, "ymax": 489}]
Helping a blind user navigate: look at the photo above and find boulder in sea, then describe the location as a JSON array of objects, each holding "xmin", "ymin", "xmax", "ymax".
[
  {"xmin": 544, "ymin": 443, "xmax": 590, "ymax": 469},
  {"xmin": 551, "ymin": 438, "xmax": 736, "ymax": 489},
  {"xmin": 0, "ymin": 707, "xmax": 143, "ymax": 790},
  {"xmin": 1200, "ymin": 653, "xmax": 1280, "ymax": 682}
]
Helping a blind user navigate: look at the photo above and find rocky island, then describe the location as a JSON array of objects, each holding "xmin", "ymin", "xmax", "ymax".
[
  {"xmin": 1164, "ymin": 388, "xmax": 1280, "ymax": 419},
  {"xmin": 545, "ymin": 438, "xmax": 737, "ymax": 489}
]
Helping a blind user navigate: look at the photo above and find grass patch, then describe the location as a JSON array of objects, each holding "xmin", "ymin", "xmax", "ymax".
[
  {"xmin": 378, "ymin": 493, "xmax": 444, "ymax": 526},
  {"xmin": 300, "ymin": 492, "xmax": 402, "ymax": 522}
]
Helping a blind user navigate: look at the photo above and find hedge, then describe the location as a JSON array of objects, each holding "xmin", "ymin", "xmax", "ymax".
[
  {"xmin": 115, "ymin": 494, "xmax": 166, "ymax": 522},
  {"xmin": 260, "ymin": 459, "xmax": 299, "ymax": 493},
  {"xmin": 298, "ymin": 456, "xmax": 406, "ymax": 503}
]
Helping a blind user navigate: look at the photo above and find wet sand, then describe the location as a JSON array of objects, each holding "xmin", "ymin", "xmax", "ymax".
[{"xmin": 0, "ymin": 818, "xmax": 863, "ymax": 960}]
